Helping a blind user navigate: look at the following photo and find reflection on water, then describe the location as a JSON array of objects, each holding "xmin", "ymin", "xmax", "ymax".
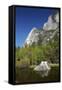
[
  {"xmin": 35, "ymin": 70, "xmax": 50, "ymax": 77},
  {"xmin": 34, "ymin": 61, "xmax": 51, "ymax": 77},
  {"xmin": 16, "ymin": 67, "xmax": 60, "ymax": 83}
]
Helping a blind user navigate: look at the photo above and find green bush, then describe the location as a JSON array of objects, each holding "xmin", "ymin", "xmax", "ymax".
[{"xmin": 16, "ymin": 37, "xmax": 59, "ymax": 66}]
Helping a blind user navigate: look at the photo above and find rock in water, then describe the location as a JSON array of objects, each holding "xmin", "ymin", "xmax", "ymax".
[{"xmin": 34, "ymin": 61, "xmax": 51, "ymax": 71}]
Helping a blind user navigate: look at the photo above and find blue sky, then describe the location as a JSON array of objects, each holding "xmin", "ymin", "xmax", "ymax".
[{"xmin": 16, "ymin": 7, "xmax": 57, "ymax": 47}]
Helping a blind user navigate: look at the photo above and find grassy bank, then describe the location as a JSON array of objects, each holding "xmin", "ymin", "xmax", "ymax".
[
  {"xmin": 50, "ymin": 63, "xmax": 59, "ymax": 67},
  {"xmin": 29, "ymin": 63, "xmax": 59, "ymax": 69},
  {"xmin": 16, "ymin": 62, "xmax": 59, "ymax": 69}
]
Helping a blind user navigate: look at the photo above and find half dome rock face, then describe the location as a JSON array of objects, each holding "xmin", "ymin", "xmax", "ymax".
[
  {"xmin": 24, "ymin": 27, "xmax": 39, "ymax": 46},
  {"xmin": 24, "ymin": 12, "xmax": 59, "ymax": 47},
  {"xmin": 54, "ymin": 12, "xmax": 59, "ymax": 23},
  {"xmin": 43, "ymin": 12, "xmax": 59, "ymax": 31}
]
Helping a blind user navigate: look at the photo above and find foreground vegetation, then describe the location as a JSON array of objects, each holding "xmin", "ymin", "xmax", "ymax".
[
  {"xmin": 16, "ymin": 38, "xmax": 59, "ymax": 67},
  {"xmin": 16, "ymin": 30, "xmax": 59, "ymax": 83}
]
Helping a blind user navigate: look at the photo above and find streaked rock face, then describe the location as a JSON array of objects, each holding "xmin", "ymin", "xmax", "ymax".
[
  {"xmin": 54, "ymin": 12, "xmax": 59, "ymax": 23},
  {"xmin": 24, "ymin": 12, "xmax": 59, "ymax": 47},
  {"xmin": 24, "ymin": 27, "xmax": 40, "ymax": 46},
  {"xmin": 43, "ymin": 12, "xmax": 59, "ymax": 30}
]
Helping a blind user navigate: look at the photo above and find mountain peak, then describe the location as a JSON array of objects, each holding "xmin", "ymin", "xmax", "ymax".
[
  {"xmin": 24, "ymin": 27, "xmax": 39, "ymax": 46},
  {"xmin": 24, "ymin": 12, "xmax": 59, "ymax": 47},
  {"xmin": 43, "ymin": 12, "xmax": 59, "ymax": 31}
]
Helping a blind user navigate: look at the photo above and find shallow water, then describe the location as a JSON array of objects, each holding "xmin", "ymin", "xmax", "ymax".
[{"xmin": 16, "ymin": 66, "xmax": 60, "ymax": 84}]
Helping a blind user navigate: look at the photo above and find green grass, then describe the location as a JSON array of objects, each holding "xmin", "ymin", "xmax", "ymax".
[
  {"xmin": 50, "ymin": 63, "xmax": 59, "ymax": 67},
  {"xmin": 16, "ymin": 37, "xmax": 59, "ymax": 67},
  {"xmin": 16, "ymin": 61, "xmax": 59, "ymax": 69},
  {"xmin": 29, "ymin": 64, "xmax": 59, "ymax": 69}
]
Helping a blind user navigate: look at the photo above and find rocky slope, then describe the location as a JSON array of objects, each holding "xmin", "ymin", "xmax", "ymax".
[
  {"xmin": 43, "ymin": 12, "xmax": 59, "ymax": 30},
  {"xmin": 24, "ymin": 12, "xmax": 59, "ymax": 47}
]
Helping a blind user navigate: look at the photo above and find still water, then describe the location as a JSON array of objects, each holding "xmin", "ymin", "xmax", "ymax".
[{"xmin": 16, "ymin": 67, "xmax": 60, "ymax": 84}]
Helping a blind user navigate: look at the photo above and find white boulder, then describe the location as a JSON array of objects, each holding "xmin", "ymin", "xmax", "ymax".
[{"xmin": 34, "ymin": 61, "xmax": 51, "ymax": 71}]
